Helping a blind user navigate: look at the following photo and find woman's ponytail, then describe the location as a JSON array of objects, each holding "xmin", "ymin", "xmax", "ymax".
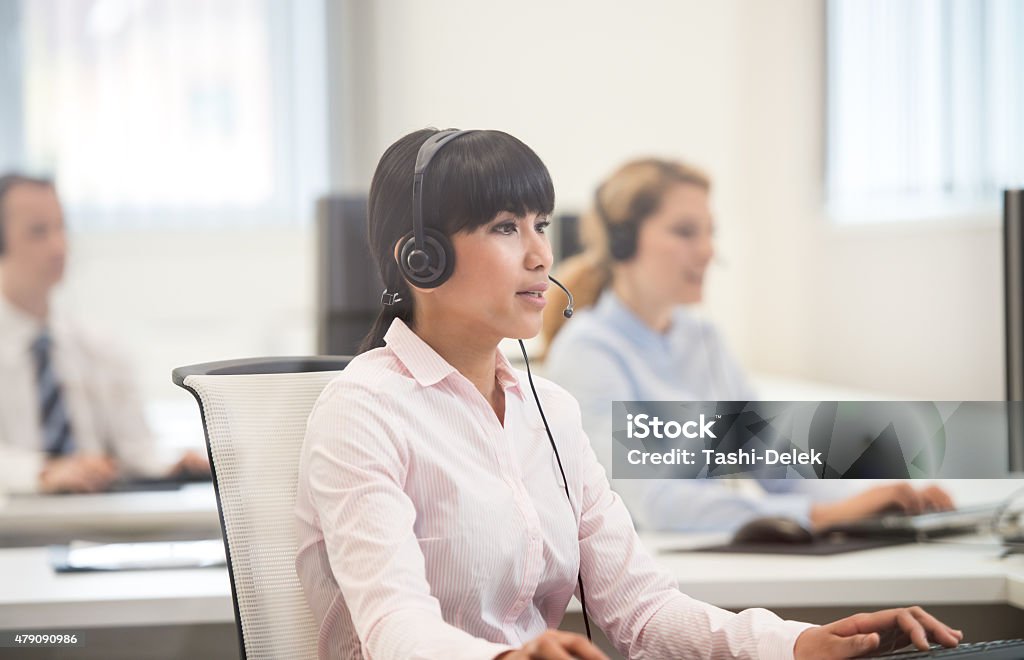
[{"xmin": 541, "ymin": 244, "xmax": 611, "ymax": 354}]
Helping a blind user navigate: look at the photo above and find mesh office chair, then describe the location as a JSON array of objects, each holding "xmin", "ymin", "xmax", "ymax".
[{"xmin": 173, "ymin": 356, "xmax": 351, "ymax": 660}]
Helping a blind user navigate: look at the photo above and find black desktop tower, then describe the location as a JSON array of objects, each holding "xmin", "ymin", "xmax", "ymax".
[
  {"xmin": 316, "ymin": 195, "xmax": 383, "ymax": 356},
  {"xmin": 1005, "ymin": 189, "xmax": 1024, "ymax": 472},
  {"xmin": 555, "ymin": 212, "xmax": 583, "ymax": 264}
]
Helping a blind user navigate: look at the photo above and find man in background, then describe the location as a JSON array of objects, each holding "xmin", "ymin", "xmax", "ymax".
[{"xmin": 0, "ymin": 172, "xmax": 207, "ymax": 493}]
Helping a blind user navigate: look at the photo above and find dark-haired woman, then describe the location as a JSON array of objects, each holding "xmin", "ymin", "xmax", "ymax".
[{"xmin": 294, "ymin": 129, "xmax": 961, "ymax": 659}]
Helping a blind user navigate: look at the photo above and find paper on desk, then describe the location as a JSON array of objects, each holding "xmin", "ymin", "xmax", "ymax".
[{"xmin": 52, "ymin": 539, "xmax": 226, "ymax": 571}]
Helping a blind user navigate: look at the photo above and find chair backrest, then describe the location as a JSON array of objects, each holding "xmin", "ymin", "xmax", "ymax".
[{"xmin": 173, "ymin": 356, "xmax": 350, "ymax": 660}]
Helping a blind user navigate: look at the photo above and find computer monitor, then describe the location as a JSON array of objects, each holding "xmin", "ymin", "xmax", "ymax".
[
  {"xmin": 555, "ymin": 212, "xmax": 583, "ymax": 264},
  {"xmin": 316, "ymin": 194, "xmax": 383, "ymax": 356},
  {"xmin": 1004, "ymin": 188, "xmax": 1024, "ymax": 472}
]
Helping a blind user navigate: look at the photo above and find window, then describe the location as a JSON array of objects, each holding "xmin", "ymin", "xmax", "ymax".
[
  {"xmin": 827, "ymin": 0, "xmax": 1024, "ymax": 223},
  {"xmin": 0, "ymin": 0, "xmax": 328, "ymax": 228}
]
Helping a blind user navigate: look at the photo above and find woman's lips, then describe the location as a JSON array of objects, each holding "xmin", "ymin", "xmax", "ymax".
[{"xmin": 515, "ymin": 291, "xmax": 548, "ymax": 308}]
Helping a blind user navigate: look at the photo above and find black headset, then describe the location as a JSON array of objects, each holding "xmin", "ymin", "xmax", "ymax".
[
  {"xmin": 397, "ymin": 128, "xmax": 590, "ymax": 639},
  {"xmin": 595, "ymin": 161, "xmax": 685, "ymax": 262},
  {"xmin": 396, "ymin": 129, "xmax": 575, "ymax": 317},
  {"xmin": 396, "ymin": 129, "xmax": 473, "ymax": 288},
  {"xmin": 594, "ymin": 183, "xmax": 642, "ymax": 262}
]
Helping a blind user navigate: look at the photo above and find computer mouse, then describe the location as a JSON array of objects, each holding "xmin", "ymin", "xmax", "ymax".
[{"xmin": 731, "ymin": 516, "xmax": 815, "ymax": 545}]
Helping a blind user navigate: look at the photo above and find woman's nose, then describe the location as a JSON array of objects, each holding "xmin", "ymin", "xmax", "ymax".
[{"xmin": 525, "ymin": 229, "xmax": 552, "ymax": 271}]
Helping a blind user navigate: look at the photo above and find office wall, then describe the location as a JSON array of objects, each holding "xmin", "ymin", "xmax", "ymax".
[
  {"xmin": 733, "ymin": 1, "xmax": 1004, "ymax": 399},
  {"xmin": 335, "ymin": 0, "xmax": 1004, "ymax": 400},
  {"xmin": 56, "ymin": 227, "xmax": 315, "ymax": 401},
  {"xmin": 331, "ymin": 0, "xmax": 756, "ymax": 383},
  {"xmin": 52, "ymin": 0, "xmax": 1004, "ymax": 402}
]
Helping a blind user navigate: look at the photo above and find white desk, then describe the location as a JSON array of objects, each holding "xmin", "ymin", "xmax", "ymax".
[
  {"xmin": 0, "ymin": 485, "xmax": 228, "ymax": 634},
  {"xmin": 3, "ymin": 533, "xmax": 1023, "ymax": 631},
  {"xmin": 0, "ymin": 484, "xmax": 221, "ymax": 545},
  {"xmin": 0, "ymin": 547, "xmax": 234, "ymax": 629},
  {"xmin": 643, "ymin": 532, "xmax": 1024, "ymax": 610}
]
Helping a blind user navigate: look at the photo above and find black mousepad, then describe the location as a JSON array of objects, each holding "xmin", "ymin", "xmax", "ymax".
[{"xmin": 672, "ymin": 536, "xmax": 912, "ymax": 555}]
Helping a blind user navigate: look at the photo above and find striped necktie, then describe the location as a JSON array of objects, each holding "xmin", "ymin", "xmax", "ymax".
[{"xmin": 31, "ymin": 329, "xmax": 76, "ymax": 457}]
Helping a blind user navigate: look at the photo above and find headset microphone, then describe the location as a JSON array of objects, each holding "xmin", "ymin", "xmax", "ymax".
[{"xmin": 548, "ymin": 275, "xmax": 574, "ymax": 318}]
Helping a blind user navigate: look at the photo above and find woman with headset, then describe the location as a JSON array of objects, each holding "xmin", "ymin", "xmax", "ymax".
[
  {"xmin": 294, "ymin": 129, "xmax": 960, "ymax": 659},
  {"xmin": 542, "ymin": 158, "xmax": 953, "ymax": 535}
]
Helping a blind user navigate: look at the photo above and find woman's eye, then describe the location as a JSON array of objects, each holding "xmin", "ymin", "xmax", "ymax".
[
  {"xmin": 535, "ymin": 220, "xmax": 551, "ymax": 234},
  {"xmin": 672, "ymin": 226, "xmax": 697, "ymax": 239},
  {"xmin": 495, "ymin": 221, "xmax": 517, "ymax": 235}
]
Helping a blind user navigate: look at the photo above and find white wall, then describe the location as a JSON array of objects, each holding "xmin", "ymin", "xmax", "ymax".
[
  {"xmin": 733, "ymin": 0, "xmax": 1004, "ymax": 399},
  {"xmin": 338, "ymin": 0, "xmax": 1005, "ymax": 400},
  {"xmin": 55, "ymin": 0, "xmax": 1006, "ymax": 403},
  {"xmin": 337, "ymin": 0, "xmax": 756, "ymax": 380},
  {"xmin": 58, "ymin": 227, "xmax": 315, "ymax": 402}
]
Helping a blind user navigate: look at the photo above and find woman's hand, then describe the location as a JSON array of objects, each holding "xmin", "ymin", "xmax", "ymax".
[
  {"xmin": 810, "ymin": 483, "xmax": 954, "ymax": 529},
  {"xmin": 917, "ymin": 484, "xmax": 955, "ymax": 511},
  {"xmin": 794, "ymin": 607, "xmax": 963, "ymax": 658},
  {"xmin": 495, "ymin": 630, "xmax": 609, "ymax": 660}
]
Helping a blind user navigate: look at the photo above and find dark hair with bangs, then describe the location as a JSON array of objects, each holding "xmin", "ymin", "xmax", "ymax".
[{"xmin": 358, "ymin": 128, "xmax": 555, "ymax": 353}]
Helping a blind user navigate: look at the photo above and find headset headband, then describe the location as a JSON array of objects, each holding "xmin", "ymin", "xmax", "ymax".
[{"xmin": 411, "ymin": 129, "xmax": 475, "ymax": 253}]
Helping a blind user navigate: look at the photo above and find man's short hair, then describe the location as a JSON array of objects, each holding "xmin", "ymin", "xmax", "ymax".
[{"xmin": 0, "ymin": 173, "xmax": 56, "ymax": 256}]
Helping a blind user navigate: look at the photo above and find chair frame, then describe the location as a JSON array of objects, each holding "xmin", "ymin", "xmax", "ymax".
[{"xmin": 172, "ymin": 356, "xmax": 351, "ymax": 660}]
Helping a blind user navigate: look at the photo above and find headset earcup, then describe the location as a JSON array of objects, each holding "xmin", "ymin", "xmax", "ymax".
[
  {"xmin": 398, "ymin": 227, "xmax": 455, "ymax": 288},
  {"xmin": 607, "ymin": 223, "xmax": 637, "ymax": 262}
]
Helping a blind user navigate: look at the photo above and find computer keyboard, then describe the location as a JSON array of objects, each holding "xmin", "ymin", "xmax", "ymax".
[
  {"xmin": 103, "ymin": 477, "xmax": 182, "ymax": 492},
  {"xmin": 867, "ymin": 639, "xmax": 1024, "ymax": 659},
  {"xmin": 821, "ymin": 503, "xmax": 1001, "ymax": 539},
  {"xmin": 104, "ymin": 473, "xmax": 211, "ymax": 493}
]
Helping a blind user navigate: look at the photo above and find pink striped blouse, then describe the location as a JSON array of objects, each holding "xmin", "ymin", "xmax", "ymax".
[{"xmin": 295, "ymin": 319, "xmax": 813, "ymax": 659}]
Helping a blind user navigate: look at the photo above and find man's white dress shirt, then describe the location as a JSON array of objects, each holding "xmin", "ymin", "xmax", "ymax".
[{"xmin": 0, "ymin": 295, "xmax": 165, "ymax": 493}]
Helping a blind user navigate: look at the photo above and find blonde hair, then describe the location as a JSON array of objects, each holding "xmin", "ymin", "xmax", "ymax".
[{"xmin": 541, "ymin": 158, "xmax": 711, "ymax": 352}]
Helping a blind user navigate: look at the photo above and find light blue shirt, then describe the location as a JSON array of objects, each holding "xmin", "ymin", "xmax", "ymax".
[{"xmin": 544, "ymin": 290, "xmax": 813, "ymax": 532}]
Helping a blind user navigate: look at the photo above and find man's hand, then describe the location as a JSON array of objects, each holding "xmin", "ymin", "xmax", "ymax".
[
  {"xmin": 495, "ymin": 630, "xmax": 608, "ymax": 660},
  {"xmin": 795, "ymin": 607, "xmax": 963, "ymax": 659},
  {"xmin": 810, "ymin": 483, "xmax": 955, "ymax": 529},
  {"xmin": 39, "ymin": 454, "xmax": 118, "ymax": 493},
  {"xmin": 167, "ymin": 449, "xmax": 210, "ymax": 478}
]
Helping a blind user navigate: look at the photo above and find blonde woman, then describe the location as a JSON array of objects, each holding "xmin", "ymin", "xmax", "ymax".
[{"xmin": 542, "ymin": 159, "xmax": 951, "ymax": 534}]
